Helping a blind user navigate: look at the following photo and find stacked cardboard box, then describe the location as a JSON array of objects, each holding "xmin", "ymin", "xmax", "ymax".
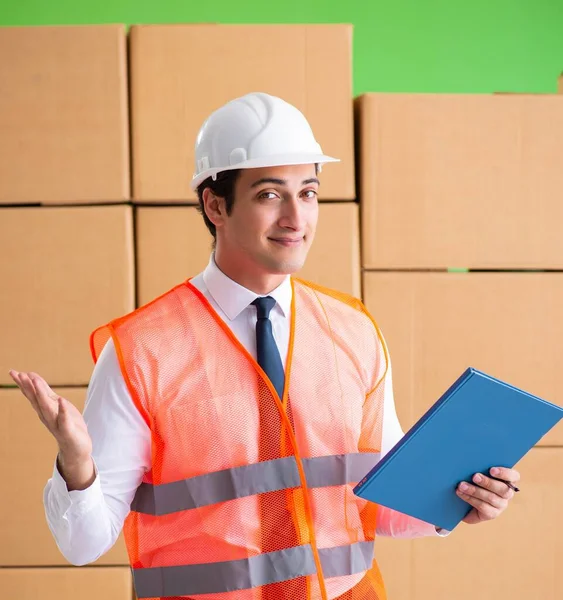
[
  {"xmin": 4, "ymin": 20, "xmax": 561, "ymax": 600},
  {"xmin": 0, "ymin": 25, "xmax": 129, "ymax": 205},
  {"xmin": 130, "ymin": 24, "xmax": 355, "ymax": 203},
  {"xmin": 0, "ymin": 24, "xmax": 133, "ymax": 598},
  {"xmin": 1, "ymin": 23, "xmax": 360, "ymax": 598},
  {"xmin": 357, "ymin": 93, "xmax": 563, "ymax": 271},
  {"xmin": 356, "ymin": 92, "xmax": 563, "ymax": 599},
  {"xmin": 130, "ymin": 24, "xmax": 360, "ymax": 300}
]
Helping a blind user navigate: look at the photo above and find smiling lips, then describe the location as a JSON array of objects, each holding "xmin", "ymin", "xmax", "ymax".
[{"xmin": 269, "ymin": 237, "xmax": 304, "ymax": 247}]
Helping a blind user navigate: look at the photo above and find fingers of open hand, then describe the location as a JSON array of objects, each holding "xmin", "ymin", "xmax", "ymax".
[
  {"xmin": 11, "ymin": 371, "xmax": 59, "ymax": 429},
  {"xmin": 29, "ymin": 373, "xmax": 60, "ymax": 427},
  {"xmin": 11, "ymin": 371, "xmax": 42, "ymax": 414}
]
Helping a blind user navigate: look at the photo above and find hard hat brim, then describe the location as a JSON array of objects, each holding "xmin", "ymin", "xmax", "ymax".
[{"xmin": 190, "ymin": 153, "xmax": 340, "ymax": 190}]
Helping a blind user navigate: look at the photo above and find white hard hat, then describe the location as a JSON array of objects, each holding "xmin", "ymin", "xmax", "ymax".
[{"xmin": 191, "ymin": 92, "xmax": 340, "ymax": 190}]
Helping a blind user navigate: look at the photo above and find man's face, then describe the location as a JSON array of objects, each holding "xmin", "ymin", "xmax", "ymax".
[{"xmin": 216, "ymin": 163, "xmax": 320, "ymax": 276}]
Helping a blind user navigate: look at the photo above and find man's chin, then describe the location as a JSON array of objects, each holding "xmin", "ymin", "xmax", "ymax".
[{"xmin": 262, "ymin": 256, "xmax": 306, "ymax": 276}]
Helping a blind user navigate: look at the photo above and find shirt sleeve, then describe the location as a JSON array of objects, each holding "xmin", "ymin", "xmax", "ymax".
[
  {"xmin": 43, "ymin": 338, "xmax": 151, "ymax": 565},
  {"xmin": 361, "ymin": 338, "xmax": 450, "ymax": 539}
]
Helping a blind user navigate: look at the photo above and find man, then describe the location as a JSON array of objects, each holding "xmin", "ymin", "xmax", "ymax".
[{"xmin": 10, "ymin": 92, "xmax": 520, "ymax": 600}]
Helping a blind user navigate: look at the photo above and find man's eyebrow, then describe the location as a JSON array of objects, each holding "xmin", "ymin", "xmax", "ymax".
[
  {"xmin": 250, "ymin": 177, "xmax": 321, "ymax": 188},
  {"xmin": 251, "ymin": 178, "xmax": 287, "ymax": 188}
]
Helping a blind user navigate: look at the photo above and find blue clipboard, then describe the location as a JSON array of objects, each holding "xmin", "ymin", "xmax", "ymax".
[{"xmin": 353, "ymin": 367, "xmax": 563, "ymax": 531}]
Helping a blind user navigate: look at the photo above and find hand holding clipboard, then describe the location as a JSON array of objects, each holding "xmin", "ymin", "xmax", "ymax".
[{"xmin": 354, "ymin": 368, "xmax": 563, "ymax": 531}]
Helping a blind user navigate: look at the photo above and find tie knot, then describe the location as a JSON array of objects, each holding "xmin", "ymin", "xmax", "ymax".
[{"xmin": 252, "ymin": 296, "xmax": 276, "ymax": 319}]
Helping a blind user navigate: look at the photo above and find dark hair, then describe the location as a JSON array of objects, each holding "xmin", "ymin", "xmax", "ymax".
[{"xmin": 196, "ymin": 169, "xmax": 242, "ymax": 244}]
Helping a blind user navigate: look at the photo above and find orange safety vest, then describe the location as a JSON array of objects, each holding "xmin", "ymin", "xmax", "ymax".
[{"xmin": 90, "ymin": 277, "xmax": 390, "ymax": 600}]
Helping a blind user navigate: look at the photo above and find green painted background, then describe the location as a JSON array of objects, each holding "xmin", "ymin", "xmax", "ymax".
[{"xmin": 1, "ymin": 0, "xmax": 562, "ymax": 95}]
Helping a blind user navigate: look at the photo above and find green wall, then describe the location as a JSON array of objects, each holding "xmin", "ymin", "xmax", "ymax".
[{"xmin": 1, "ymin": 0, "xmax": 562, "ymax": 95}]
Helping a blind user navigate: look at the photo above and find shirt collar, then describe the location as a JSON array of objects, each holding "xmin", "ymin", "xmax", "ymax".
[{"xmin": 202, "ymin": 254, "xmax": 292, "ymax": 321}]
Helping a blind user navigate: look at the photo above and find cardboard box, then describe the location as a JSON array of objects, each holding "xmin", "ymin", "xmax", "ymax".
[
  {"xmin": 356, "ymin": 93, "xmax": 563, "ymax": 269},
  {"xmin": 0, "ymin": 206, "xmax": 135, "ymax": 385},
  {"xmin": 136, "ymin": 203, "xmax": 360, "ymax": 306},
  {"xmin": 0, "ymin": 388, "xmax": 129, "ymax": 566},
  {"xmin": 0, "ymin": 25, "xmax": 130, "ymax": 204},
  {"xmin": 362, "ymin": 272, "xmax": 563, "ymax": 446},
  {"xmin": 409, "ymin": 448, "xmax": 563, "ymax": 600},
  {"xmin": 130, "ymin": 24, "xmax": 354, "ymax": 203},
  {"xmin": 0, "ymin": 567, "xmax": 132, "ymax": 599}
]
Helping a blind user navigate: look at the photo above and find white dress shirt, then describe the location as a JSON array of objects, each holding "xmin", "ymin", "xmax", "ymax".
[{"xmin": 44, "ymin": 254, "xmax": 445, "ymax": 579}]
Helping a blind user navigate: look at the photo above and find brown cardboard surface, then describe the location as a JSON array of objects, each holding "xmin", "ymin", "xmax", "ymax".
[
  {"xmin": 356, "ymin": 93, "xmax": 563, "ymax": 269},
  {"xmin": 136, "ymin": 206, "xmax": 212, "ymax": 306},
  {"xmin": 0, "ymin": 206, "xmax": 135, "ymax": 385},
  {"xmin": 373, "ymin": 538, "xmax": 413, "ymax": 600},
  {"xmin": 0, "ymin": 25, "xmax": 130, "ymax": 204},
  {"xmin": 0, "ymin": 567, "xmax": 132, "ymax": 599},
  {"xmin": 0, "ymin": 388, "xmax": 128, "ymax": 566},
  {"xmin": 410, "ymin": 448, "xmax": 563, "ymax": 600},
  {"xmin": 298, "ymin": 203, "xmax": 360, "ymax": 297},
  {"xmin": 130, "ymin": 24, "xmax": 354, "ymax": 203},
  {"xmin": 136, "ymin": 203, "xmax": 360, "ymax": 306},
  {"xmin": 362, "ymin": 272, "xmax": 563, "ymax": 446}
]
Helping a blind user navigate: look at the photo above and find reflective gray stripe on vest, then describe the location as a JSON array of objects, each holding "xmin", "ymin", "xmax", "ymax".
[
  {"xmin": 131, "ymin": 452, "xmax": 380, "ymax": 516},
  {"xmin": 133, "ymin": 541, "xmax": 375, "ymax": 598},
  {"xmin": 319, "ymin": 540, "xmax": 375, "ymax": 578},
  {"xmin": 303, "ymin": 453, "xmax": 379, "ymax": 488}
]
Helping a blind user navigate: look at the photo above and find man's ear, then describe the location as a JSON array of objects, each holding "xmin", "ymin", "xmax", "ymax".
[{"xmin": 202, "ymin": 187, "xmax": 227, "ymax": 229}]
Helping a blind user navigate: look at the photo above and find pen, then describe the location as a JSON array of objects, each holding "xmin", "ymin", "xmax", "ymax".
[{"xmin": 489, "ymin": 475, "xmax": 520, "ymax": 492}]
